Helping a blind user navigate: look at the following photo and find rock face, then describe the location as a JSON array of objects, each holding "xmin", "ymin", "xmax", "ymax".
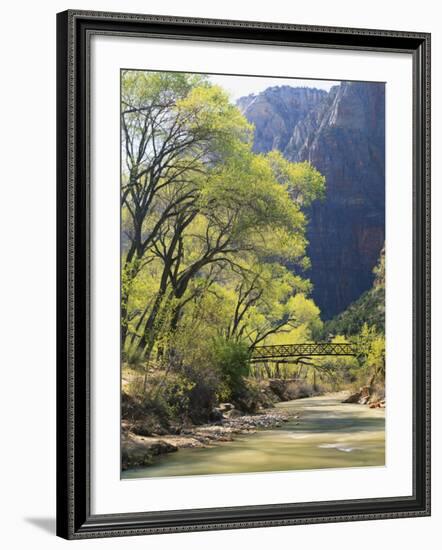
[
  {"xmin": 238, "ymin": 82, "xmax": 385, "ymax": 319},
  {"xmin": 237, "ymin": 86, "xmax": 328, "ymax": 154}
]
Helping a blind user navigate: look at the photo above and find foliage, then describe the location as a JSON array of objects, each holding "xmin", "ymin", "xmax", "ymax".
[
  {"xmin": 120, "ymin": 70, "xmax": 335, "ymax": 422},
  {"xmin": 325, "ymin": 247, "xmax": 385, "ymax": 337},
  {"xmin": 308, "ymin": 335, "xmax": 359, "ymax": 390},
  {"xmin": 267, "ymin": 151, "xmax": 325, "ymax": 207},
  {"xmin": 321, "ymin": 248, "xmax": 386, "ymax": 390},
  {"xmin": 355, "ymin": 323, "xmax": 385, "ymax": 386},
  {"xmin": 210, "ymin": 338, "xmax": 250, "ymax": 400}
]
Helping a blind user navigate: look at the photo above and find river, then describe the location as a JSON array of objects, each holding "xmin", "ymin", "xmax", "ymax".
[{"xmin": 122, "ymin": 393, "xmax": 385, "ymax": 479}]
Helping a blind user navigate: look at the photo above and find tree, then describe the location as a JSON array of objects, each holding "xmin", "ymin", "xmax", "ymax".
[
  {"xmin": 121, "ymin": 71, "xmax": 326, "ymax": 397},
  {"xmin": 325, "ymin": 246, "xmax": 385, "ymax": 337},
  {"xmin": 121, "ymin": 71, "xmax": 253, "ymax": 345},
  {"xmin": 222, "ymin": 261, "xmax": 319, "ymax": 348},
  {"xmin": 356, "ymin": 323, "xmax": 385, "ymax": 386}
]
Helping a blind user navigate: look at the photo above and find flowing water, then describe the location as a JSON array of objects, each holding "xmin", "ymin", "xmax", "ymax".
[{"xmin": 123, "ymin": 393, "xmax": 385, "ymax": 479}]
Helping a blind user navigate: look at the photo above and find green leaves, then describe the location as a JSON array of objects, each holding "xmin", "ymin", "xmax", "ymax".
[
  {"xmin": 121, "ymin": 70, "xmax": 327, "ymax": 378},
  {"xmin": 266, "ymin": 150, "xmax": 326, "ymax": 206},
  {"xmin": 325, "ymin": 246, "xmax": 385, "ymax": 337},
  {"xmin": 210, "ymin": 337, "xmax": 251, "ymax": 400}
]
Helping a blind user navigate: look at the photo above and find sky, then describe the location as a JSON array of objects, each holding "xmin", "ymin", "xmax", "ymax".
[{"xmin": 208, "ymin": 74, "xmax": 340, "ymax": 102}]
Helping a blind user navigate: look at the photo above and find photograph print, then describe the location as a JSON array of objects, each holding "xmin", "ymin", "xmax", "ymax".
[{"xmin": 120, "ymin": 69, "xmax": 386, "ymax": 479}]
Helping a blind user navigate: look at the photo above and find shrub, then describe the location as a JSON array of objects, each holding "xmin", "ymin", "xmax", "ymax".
[
  {"xmin": 125, "ymin": 347, "xmax": 146, "ymax": 370},
  {"xmin": 235, "ymin": 378, "xmax": 276, "ymax": 412},
  {"xmin": 161, "ymin": 373, "xmax": 195, "ymax": 420},
  {"xmin": 285, "ymin": 381, "xmax": 314, "ymax": 399},
  {"xmin": 210, "ymin": 338, "xmax": 250, "ymax": 401},
  {"xmin": 123, "ymin": 371, "xmax": 193, "ymax": 430}
]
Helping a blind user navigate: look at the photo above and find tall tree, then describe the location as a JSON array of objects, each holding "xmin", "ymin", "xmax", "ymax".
[
  {"xmin": 121, "ymin": 71, "xmax": 252, "ymax": 344},
  {"xmin": 121, "ymin": 70, "xmax": 326, "ymax": 372}
]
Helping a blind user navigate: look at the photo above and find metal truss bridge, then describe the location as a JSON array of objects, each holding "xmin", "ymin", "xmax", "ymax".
[{"xmin": 250, "ymin": 342, "xmax": 358, "ymax": 363}]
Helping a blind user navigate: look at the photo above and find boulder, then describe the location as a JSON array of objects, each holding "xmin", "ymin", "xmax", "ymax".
[
  {"xmin": 218, "ymin": 402, "xmax": 234, "ymax": 412},
  {"xmin": 342, "ymin": 386, "xmax": 371, "ymax": 405},
  {"xmin": 121, "ymin": 432, "xmax": 178, "ymax": 470},
  {"xmin": 131, "ymin": 421, "xmax": 167, "ymax": 437},
  {"xmin": 342, "ymin": 391, "xmax": 361, "ymax": 404},
  {"xmin": 149, "ymin": 441, "xmax": 178, "ymax": 456}
]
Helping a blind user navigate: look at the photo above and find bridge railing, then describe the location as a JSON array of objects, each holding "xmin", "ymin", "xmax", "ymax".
[{"xmin": 250, "ymin": 342, "xmax": 358, "ymax": 362}]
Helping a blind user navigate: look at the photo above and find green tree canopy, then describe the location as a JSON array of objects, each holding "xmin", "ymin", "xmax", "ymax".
[{"xmin": 121, "ymin": 70, "xmax": 326, "ymax": 390}]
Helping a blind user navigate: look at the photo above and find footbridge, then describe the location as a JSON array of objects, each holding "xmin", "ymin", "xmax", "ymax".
[{"xmin": 250, "ymin": 342, "xmax": 358, "ymax": 363}]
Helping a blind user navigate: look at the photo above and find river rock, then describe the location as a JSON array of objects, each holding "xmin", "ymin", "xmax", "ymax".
[
  {"xmin": 218, "ymin": 403, "xmax": 234, "ymax": 412},
  {"xmin": 369, "ymin": 399, "xmax": 386, "ymax": 409},
  {"xmin": 149, "ymin": 441, "xmax": 178, "ymax": 456},
  {"xmin": 342, "ymin": 385, "xmax": 371, "ymax": 404},
  {"xmin": 121, "ymin": 447, "xmax": 153, "ymax": 470},
  {"xmin": 343, "ymin": 392, "xmax": 360, "ymax": 404},
  {"xmin": 132, "ymin": 421, "xmax": 168, "ymax": 437},
  {"xmin": 123, "ymin": 403, "xmax": 297, "ymax": 470},
  {"xmin": 121, "ymin": 430, "xmax": 179, "ymax": 470},
  {"xmin": 210, "ymin": 403, "xmax": 238, "ymax": 421},
  {"xmin": 223, "ymin": 408, "xmax": 242, "ymax": 419}
]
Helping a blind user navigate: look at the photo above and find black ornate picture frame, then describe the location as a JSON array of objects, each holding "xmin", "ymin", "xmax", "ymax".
[{"xmin": 56, "ymin": 9, "xmax": 430, "ymax": 539}]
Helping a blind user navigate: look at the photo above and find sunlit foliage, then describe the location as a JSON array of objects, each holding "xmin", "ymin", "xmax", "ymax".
[{"xmin": 120, "ymin": 71, "xmax": 385, "ymax": 425}]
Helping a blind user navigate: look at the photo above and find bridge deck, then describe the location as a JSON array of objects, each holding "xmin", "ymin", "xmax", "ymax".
[{"xmin": 251, "ymin": 342, "xmax": 357, "ymax": 362}]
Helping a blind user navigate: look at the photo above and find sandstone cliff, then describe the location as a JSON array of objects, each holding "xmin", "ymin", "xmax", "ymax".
[{"xmin": 238, "ymin": 81, "xmax": 385, "ymax": 319}]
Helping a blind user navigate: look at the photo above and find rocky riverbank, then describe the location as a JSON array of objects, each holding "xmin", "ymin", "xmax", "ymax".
[
  {"xmin": 122, "ymin": 384, "xmax": 386, "ymax": 471},
  {"xmin": 342, "ymin": 385, "xmax": 385, "ymax": 408},
  {"xmin": 122, "ymin": 406, "xmax": 298, "ymax": 470}
]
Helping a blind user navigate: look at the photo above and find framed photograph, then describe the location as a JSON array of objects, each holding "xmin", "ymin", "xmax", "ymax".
[{"xmin": 56, "ymin": 10, "xmax": 430, "ymax": 539}]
